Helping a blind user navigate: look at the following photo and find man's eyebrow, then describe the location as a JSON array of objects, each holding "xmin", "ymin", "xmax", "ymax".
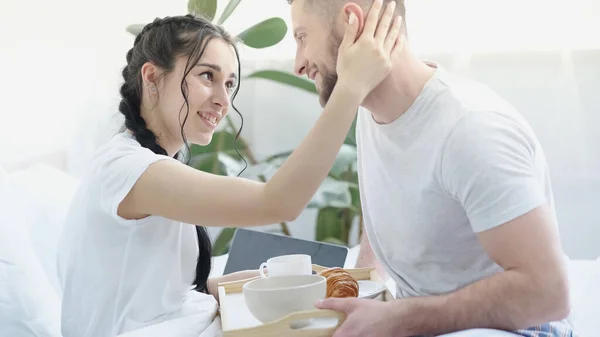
[{"xmin": 196, "ymin": 62, "xmax": 237, "ymax": 80}]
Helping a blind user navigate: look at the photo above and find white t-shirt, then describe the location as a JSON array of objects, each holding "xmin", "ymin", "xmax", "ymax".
[
  {"xmin": 57, "ymin": 132, "xmax": 220, "ymax": 337},
  {"xmin": 356, "ymin": 64, "xmax": 557, "ymax": 298}
]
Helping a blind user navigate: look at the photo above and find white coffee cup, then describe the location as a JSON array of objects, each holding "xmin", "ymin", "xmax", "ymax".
[{"xmin": 259, "ymin": 254, "xmax": 312, "ymax": 278}]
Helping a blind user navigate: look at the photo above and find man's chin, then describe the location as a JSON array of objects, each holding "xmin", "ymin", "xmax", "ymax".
[
  {"xmin": 318, "ymin": 90, "xmax": 333, "ymax": 108},
  {"xmin": 318, "ymin": 95, "xmax": 326, "ymax": 108}
]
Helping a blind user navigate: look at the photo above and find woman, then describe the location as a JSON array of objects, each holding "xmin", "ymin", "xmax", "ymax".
[{"xmin": 58, "ymin": 2, "xmax": 402, "ymax": 336}]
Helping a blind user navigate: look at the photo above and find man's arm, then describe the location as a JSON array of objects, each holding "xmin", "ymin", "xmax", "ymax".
[
  {"xmin": 391, "ymin": 203, "xmax": 571, "ymax": 336},
  {"xmin": 389, "ymin": 112, "xmax": 571, "ymax": 335},
  {"xmin": 316, "ymin": 112, "xmax": 572, "ymax": 337},
  {"xmin": 355, "ymin": 224, "xmax": 389, "ymax": 282}
]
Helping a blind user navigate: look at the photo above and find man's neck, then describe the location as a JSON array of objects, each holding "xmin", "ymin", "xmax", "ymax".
[{"xmin": 361, "ymin": 51, "xmax": 436, "ymax": 125}]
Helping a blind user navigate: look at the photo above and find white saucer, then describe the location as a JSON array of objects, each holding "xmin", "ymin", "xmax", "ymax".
[{"xmin": 357, "ymin": 280, "xmax": 387, "ymax": 299}]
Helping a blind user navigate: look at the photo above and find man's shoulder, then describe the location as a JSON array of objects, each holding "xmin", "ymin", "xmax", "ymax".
[
  {"xmin": 433, "ymin": 67, "xmax": 517, "ymax": 116},
  {"xmin": 357, "ymin": 65, "xmax": 522, "ymax": 128},
  {"xmin": 428, "ymin": 66, "xmax": 536, "ymax": 143},
  {"xmin": 356, "ymin": 65, "xmax": 536, "ymax": 156}
]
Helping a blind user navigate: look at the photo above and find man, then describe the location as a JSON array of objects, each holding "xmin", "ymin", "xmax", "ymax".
[{"xmin": 287, "ymin": 0, "xmax": 576, "ymax": 336}]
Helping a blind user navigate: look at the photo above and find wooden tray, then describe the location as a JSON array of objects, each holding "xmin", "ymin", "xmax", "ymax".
[{"xmin": 217, "ymin": 265, "xmax": 393, "ymax": 337}]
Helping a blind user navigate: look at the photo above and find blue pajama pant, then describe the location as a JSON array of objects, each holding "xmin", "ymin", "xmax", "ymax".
[{"xmin": 515, "ymin": 321, "xmax": 577, "ymax": 337}]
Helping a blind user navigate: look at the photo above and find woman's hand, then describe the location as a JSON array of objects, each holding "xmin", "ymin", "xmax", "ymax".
[
  {"xmin": 207, "ymin": 269, "xmax": 260, "ymax": 303},
  {"xmin": 336, "ymin": 0, "xmax": 404, "ymax": 101}
]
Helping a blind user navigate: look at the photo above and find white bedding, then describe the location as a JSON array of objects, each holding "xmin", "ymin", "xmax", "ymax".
[
  {"xmin": 1, "ymin": 164, "xmax": 598, "ymax": 337},
  {"xmin": 115, "ymin": 299, "xmax": 222, "ymax": 337}
]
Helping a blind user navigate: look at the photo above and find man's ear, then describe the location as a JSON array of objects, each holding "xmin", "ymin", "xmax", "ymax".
[{"xmin": 341, "ymin": 3, "xmax": 366, "ymax": 39}]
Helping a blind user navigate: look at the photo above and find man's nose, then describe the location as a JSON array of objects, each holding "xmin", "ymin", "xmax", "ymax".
[{"xmin": 294, "ymin": 50, "xmax": 308, "ymax": 76}]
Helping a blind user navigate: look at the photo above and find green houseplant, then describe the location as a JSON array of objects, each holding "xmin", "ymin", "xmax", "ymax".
[
  {"xmin": 253, "ymin": 121, "xmax": 362, "ymax": 247},
  {"xmin": 126, "ymin": 0, "xmax": 361, "ymax": 255}
]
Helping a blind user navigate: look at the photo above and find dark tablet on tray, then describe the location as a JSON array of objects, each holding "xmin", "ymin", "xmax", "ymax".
[{"xmin": 223, "ymin": 228, "xmax": 349, "ymax": 275}]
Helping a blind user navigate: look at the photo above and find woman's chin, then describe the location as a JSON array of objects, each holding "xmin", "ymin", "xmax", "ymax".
[{"xmin": 189, "ymin": 132, "xmax": 214, "ymax": 146}]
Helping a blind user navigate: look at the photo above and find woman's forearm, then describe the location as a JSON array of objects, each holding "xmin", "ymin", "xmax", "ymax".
[
  {"xmin": 121, "ymin": 84, "xmax": 364, "ymax": 228},
  {"xmin": 207, "ymin": 270, "xmax": 260, "ymax": 303},
  {"xmin": 264, "ymin": 81, "xmax": 363, "ymax": 220}
]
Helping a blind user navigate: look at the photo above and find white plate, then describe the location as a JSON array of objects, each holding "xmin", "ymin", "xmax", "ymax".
[{"xmin": 357, "ymin": 280, "xmax": 387, "ymax": 299}]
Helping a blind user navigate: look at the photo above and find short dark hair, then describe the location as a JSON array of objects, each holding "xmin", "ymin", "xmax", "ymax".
[{"xmin": 287, "ymin": 0, "xmax": 406, "ymax": 26}]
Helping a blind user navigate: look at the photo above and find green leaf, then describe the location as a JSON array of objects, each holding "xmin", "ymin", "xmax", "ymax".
[
  {"xmin": 344, "ymin": 117, "xmax": 357, "ymax": 147},
  {"xmin": 213, "ymin": 228, "xmax": 236, "ymax": 255},
  {"xmin": 188, "ymin": 0, "xmax": 218, "ymax": 21},
  {"xmin": 126, "ymin": 24, "xmax": 145, "ymax": 36},
  {"xmin": 342, "ymin": 208, "xmax": 357, "ymax": 244},
  {"xmin": 320, "ymin": 237, "xmax": 347, "ymax": 246},
  {"xmin": 247, "ymin": 70, "xmax": 317, "ymax": 94},
  {"xmin": 308, "ymin": 178, "xmax": 353, "ymax": 209},
  {"xmin": 217, "ymin": 153, "xmax": 245, "ymax": 176},
  {"xmin": 329, "ymin": 145, "xmax": 357, "ymax": 179},
  {"xmin": 349, "ymin": 182, "xmax": 361, "ymax": 213},
  {"xmin": 217, "ymin": 0, "xmax": 242, "ymax": 24},
  {"xmin": 238, "ymin": 161, "xmax": 279, "ymax": 180},
  {"xmin": 315, "ymin": 208, "xmax": 345, "ymax": 243},
  {"xmin": 191, "ymin": 152, "xmax": 223, "ymax": 175},
  {"xmin": 264, "ymin": 150, "xmax": 293, "ymax": 162},
  {"xmin": 191, "ymin": 152, "xmax": 243, "ymax": 176},
  {"xmin": 236, "ymin": 17, "xmax": 287, "ymax": 48},
  {"xmin": 190, "ymin": 131, "xmax": 248, "ymax": 157}
]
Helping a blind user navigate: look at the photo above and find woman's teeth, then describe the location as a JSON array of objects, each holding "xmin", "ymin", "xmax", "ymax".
[{"xmin": 200, "ymin": 112, "xmax": 217, "ymax": 125}]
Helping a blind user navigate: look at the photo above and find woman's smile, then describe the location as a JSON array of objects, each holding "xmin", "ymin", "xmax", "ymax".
[{"xmin": 198, "ymin": 111, "xmax": 221, "ymax": 129}]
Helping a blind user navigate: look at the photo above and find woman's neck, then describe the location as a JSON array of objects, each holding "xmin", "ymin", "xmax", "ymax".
[{"xmin": 139, "ymin": 107, "xmax": 182, "ymax": 157}]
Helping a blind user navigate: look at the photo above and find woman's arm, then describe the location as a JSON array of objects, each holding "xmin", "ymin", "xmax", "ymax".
[
  {"xmin": 206, "ymin": 270, "xmax": 260, "ymax": 304},
  {"xmin": 118, "ymin": 0, "xmax": 402, "ymax": 227},
  {"xmin": 119, "ymin": 84, "xmax": 361, "ymax": 227}
]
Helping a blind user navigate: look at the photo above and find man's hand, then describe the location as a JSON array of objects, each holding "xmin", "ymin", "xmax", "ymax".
[{"xmin": 315, "ymin": 298, "xmax": 406, "ymax": 337}]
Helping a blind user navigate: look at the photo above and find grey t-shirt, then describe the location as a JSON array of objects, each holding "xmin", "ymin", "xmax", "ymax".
[{"xmin": 356, "ymin": 65, "xmax": 556, "ymax": 298}]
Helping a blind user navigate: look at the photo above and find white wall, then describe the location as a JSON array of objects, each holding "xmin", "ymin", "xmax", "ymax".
[{"xmin": 1, "ymin": 0, "xmax": 598, "ymax": 259}]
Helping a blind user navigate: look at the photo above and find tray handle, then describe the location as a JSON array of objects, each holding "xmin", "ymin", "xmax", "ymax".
[
  {"xmin": 224, "ymin": 309, "xmax": 345, "ymax": 337},
  {"xmin": 271, "ymin": 309, "xmax": 345, "ymax": 336}
]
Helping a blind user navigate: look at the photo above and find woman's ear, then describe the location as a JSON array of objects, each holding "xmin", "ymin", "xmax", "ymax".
[
  {"xmin": 341, "ymin": 3, "xmax": 366, "ymax": 39},
  {"xmin": 140, "ymin": 61, "xmax": 158, "ymax": 89}
]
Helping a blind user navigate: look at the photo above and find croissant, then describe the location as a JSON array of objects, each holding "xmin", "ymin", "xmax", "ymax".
[{"xmin": 318, "ymin": 267, "xmax": 359, "ymax": 298}]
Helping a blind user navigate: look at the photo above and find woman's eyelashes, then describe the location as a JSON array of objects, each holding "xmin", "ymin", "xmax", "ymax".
[
  {"xmin": 199, "ymin": 71, "xmax": 212, "ymax": 81},
  {"xmin": 199, "ymin": 71, "xmax": 236, "ymax": 92},
  {"xmin": 227, "ymin": 80, "xmax": 237, "ymax": 91}
]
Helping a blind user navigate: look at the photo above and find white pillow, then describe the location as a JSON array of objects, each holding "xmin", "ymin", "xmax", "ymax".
[
  {"xmin": 7, "ymin": 163, "xmax": 79, "ymax": 296},
  {"xmin": 0, "ymin": 166, "xmax": 62, "ymax": 337},
  {"xmin": 567, "ymin": 257, "xmax": 600, "ymax": 337}
]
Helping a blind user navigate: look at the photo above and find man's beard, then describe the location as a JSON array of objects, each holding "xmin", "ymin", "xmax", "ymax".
[
  {"xmin": 319, "ymin": 71, "xmax": 338, "ymax": 107},
  {"xmin": 318, "ymin": 33, "xmax": 342, "ymax": 107}
]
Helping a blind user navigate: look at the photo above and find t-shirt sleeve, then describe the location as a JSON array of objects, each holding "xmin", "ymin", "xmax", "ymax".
[
  {"xmin": 440, "ymin": 111, "xmax": 547, "ymax": 233},
  {"xmin": 97, "ymin": 138, "xmax": 175, "ymax": 221}
]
